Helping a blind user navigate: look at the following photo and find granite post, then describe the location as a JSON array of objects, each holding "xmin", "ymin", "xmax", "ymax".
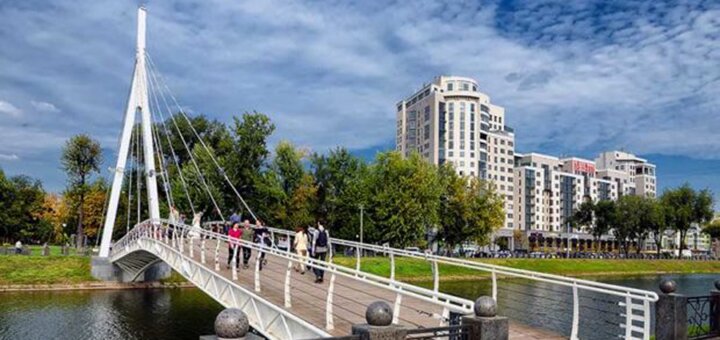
[
  {"xmin": 199, "ymin": 308, "xmax": 262, "ymax": 340},
  {"xmin": 655, "ymin": 279, "xmax": 687, "ymax": 340},
  {"xmin": 352, "ymin": 301, "xmax": 409, "ymax": 340},
  {"xmin": 462, "ymin": 296, "xmax": 509, "ymax": 340}
]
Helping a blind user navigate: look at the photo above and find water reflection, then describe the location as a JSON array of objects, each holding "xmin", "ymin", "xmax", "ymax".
[{"xmin": 0, "ymin": 289, "xmax": 222, "ymax": 340}]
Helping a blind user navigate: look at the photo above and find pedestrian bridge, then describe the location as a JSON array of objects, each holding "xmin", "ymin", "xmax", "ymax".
[
  {"xmin": 103, "ymin": 8, "xmax": 658, "ymax": 340},
  {"xmin": 110, "ymin": 219, "xmax": 658, "ymax": 340}
]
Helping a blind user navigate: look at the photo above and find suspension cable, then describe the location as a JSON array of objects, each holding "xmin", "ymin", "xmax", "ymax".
[
  {"xmin": 136, "ymin": 121, "xmax": 142, "ymax": 226},
  {"xmin": 146, "ymin": 60, "xmax": 225, "ymax": 222},
  {"xmin": 126, "ymin": 126, "xmax": 135, "ymax": 234},
  {"xmin": 147, "ymin": 73, "xmax": 196, "ymax": 216},
  {"xmin": 148, "ymin": 80, "xmax": 174, "ymax": 209},
  {"xmin": 147, "ymin": 54, "xmax": 257, "ymax": 222}
]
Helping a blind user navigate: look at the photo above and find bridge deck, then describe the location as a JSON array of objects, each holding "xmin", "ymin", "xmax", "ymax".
[{"xmin": 191, "ymin": 240, "xmax": 564, "ymax": 339}]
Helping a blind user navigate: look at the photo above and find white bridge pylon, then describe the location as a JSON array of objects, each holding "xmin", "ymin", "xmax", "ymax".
[{"xmin": 99, "ymin": 7, "xmax": 160, "ymax": 258}]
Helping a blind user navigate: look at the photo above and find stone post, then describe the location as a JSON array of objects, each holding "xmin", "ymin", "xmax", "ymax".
[
  {"xmin": 199, "ymin": 308, "xmax": 261, "ymax": 340},
  {"xmin": 42, "ymin": 244, "xmax": 50, "ymax": 256},
  {"xmin": 710, "ymin": 280, "xmax": 720, "ymax": 335},
  {"xmin": 462, "ymin": 296, "xmax": 509, "ymax": 340},
  {"xmin": 655, "ymin": 279, "xmax": 687, "ymax": 340},
  {"xmin": 352, "ymin": 301, "xmax": 408, "ymax": 340}
]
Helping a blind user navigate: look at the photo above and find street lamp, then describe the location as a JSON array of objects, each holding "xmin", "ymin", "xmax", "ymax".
[{"xmin": 359, "ymin": 204, "xmax": 364, "ymax": 244}]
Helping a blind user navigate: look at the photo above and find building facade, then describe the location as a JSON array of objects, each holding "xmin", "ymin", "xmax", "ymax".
[
  {"xmin": 396, "ymin": 76, "xmax": 516, "ymax": 230},
  {"xmin": 397, "ymin": 76, "xmax": 658, "ymax": 251}
]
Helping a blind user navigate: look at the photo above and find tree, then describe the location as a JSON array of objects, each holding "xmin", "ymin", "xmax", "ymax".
[
  {"xmin": 614, "ymin": 195, "xmax": 643, "ymax": 256},
  {"xmin": 365, "ymin": 151, "xmax": 441, "ymax": 247},
  {"xmin": 226, "ymin": 112, "xmax": 275, "ymax": 217},
  {"xmin": 61, "ymin": 134, "xmax": 102, "ymax": 248},
  {"xmin": 702, "ymin": 220, "xmax": 720, "ymax": 257},
  {"xmin": 3, "ymin": 175, "xmax": 46, "ymax": 243},
  {"xmin": 662, "ymin": 184, "xmax": 715, "ymax": 255},
  {"xmin": 593, "ymin": 200, "xmax": 616, "ymax": 248},
  {"xmin": 642, "ymin": 198, "xmax": 667, "ymax": 257},
  {"xmin": 268, "ymin": 141, "xmax": 315, "ymax": 228},
  {"xmin": 438, "ymin": 164, "xmax": 504, "ymax": 250},
  {"xmin": 571, "ymin": 200, "xmax": 594, "ymax": 233},
  {"xmin": 310, "ymin": 147, "xmax": 368, "ymax": 241}
]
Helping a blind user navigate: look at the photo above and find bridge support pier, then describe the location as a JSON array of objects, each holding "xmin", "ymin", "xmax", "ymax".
[{"xmin": 91, "ymin": 256, "xmax": 171, "ymax": 282}]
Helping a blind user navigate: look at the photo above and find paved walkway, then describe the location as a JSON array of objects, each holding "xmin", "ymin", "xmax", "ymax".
[{"xmin": 185, "ymin": 239, "xmax": 565, "ymax": 339}]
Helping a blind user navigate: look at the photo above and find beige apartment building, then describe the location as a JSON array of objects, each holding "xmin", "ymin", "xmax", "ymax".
[
  {"xmin": 396, "ymin": 76, "xmax": 657, "ymax": 251},
  {"xmin": 396, "ymin": 76, "xmax": 516, "ymax": 230}
]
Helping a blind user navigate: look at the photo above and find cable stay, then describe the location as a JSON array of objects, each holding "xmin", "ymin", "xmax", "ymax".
[
  {"xmin": 146, "ymin": 60, "xmax": 224, "ymax": 222},
  {"xmin": 147, "ymin": 54, "xmax": 258, "ymax": 223}
]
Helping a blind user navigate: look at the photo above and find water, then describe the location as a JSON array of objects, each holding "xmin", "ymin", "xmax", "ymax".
[
  {"xmin": 0, "ymin": 288, "xmax": 223, "ymax": 340},
  {"xmin": 0, "ymin": 274, "xmax": 718, "ymax": 339},
  {"xmin": 427, "ymin": 273, "xmax": 720, "ymax": 339}
]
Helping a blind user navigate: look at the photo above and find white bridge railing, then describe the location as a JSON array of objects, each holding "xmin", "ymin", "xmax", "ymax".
[
  {"xmin": 205, "ymin": 221, "xmax": 659, "ymax": 340},
  {"xmin": 110, "ymin": 219, "xmax": 474, "ymax": 339}
]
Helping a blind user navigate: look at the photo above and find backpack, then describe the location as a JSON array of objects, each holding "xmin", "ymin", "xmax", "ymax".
[{"xmin": 316, "ymin": 230, "xmax": 328, "ymax": 247}]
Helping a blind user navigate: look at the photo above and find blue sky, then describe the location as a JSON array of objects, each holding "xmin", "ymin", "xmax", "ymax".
[{"xmin": 0, "ymin": 0, "xmax": 718, "ymax": 203}]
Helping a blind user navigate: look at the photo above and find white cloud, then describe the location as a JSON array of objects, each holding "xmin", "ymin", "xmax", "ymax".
[
  {"xmin": 0, "ymin": 100, "xmax": 22, "ymax": 117},
  {"xmin": 0, "ymin": 153, "xmax": 19, "ymax": 161},
  {"xmin": 30, "ymin": 100, "xmax": 60, "ymax": 113},
  {"xmin": 0, "ymin": 0, "xmax": 719, "ymax": 190}
]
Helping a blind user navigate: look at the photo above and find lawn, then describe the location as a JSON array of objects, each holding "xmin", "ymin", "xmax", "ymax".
[
  {"xmin": 332, "ymin": 256, "xmax": 720, "ymax": 282},
  {"xmin": 0, "ymin": 255, "xmax": 95, "ymax": 285}
]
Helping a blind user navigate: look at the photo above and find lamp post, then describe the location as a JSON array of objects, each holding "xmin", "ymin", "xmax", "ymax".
[{"xmin": 359, "ymin": 204, "xmax": 364, "ymax": 244}]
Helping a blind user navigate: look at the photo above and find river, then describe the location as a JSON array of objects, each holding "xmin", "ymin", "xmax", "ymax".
[{"xmin": 0, "ymin": 274, "xmax": 717, "ymax": 340}]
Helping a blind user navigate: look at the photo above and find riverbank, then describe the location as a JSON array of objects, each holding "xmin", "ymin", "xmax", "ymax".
[
  {"xmin": 3, "ymin": 254, "xmax": 720, "ymax": 288},
  {"xmin": 332, "ymin": 256, "xmax": 720, "ymax": 282},
  {"xmin": 0, "ymin": 255, "xmax": 188, "ymax": 289}
]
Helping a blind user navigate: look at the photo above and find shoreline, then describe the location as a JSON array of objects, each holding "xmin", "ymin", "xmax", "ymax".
[{"xmin": 0, "ymin": 281, "xmax": 196, "ymax": 292}]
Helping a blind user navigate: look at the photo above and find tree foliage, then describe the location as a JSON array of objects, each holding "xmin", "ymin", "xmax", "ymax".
[
  {"xmin": 662, "ymin": 184, "xmax": 715, "ymax": 252},
  {"xmin": 61, "ymin": 134, "xmax": 102, "ymax": 248}
]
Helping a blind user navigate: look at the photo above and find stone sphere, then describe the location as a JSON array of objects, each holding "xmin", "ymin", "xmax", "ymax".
[
  {"xmin": 714, "ymin": 280, "xmax": 720, "ymax": 291},
  {"xmin": 215, "ymin": 308, "xmax": 249, "ymax": 339},
  {"xmin": 474, "ymin": 296, "xmax": 497, "ymax": 317},
  {"xmin": 659, "ymin": 279, "xmax": 677, "ymax": 294},
  {"xmin": 365, "ymin": 301, "xmax": 393, "ymax": 326}
]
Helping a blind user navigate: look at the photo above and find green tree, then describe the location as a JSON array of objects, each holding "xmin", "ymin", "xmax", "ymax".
[
  {"xmin": 614, "ymin": 195, "xmax": 643, "ymax": 256},
  {"xmin": 226, "ymin": 112, "xmax": 275, "ymax": 217},
  {"xmin": 1, "ymin": 175, "xmax": 46, "ymax": 243},
  {"xmin": 703, "ymin": 220, "xmax": 720, "ymax": 256},
  {"xmin": 642, "ymin": 198, "xmax": 668, "ymax": 257},
  {"xmin": 61, "ymin": 134, "xmax": 102, "ymax": 248},
  {"xmin": 662, "ymin": 184, "xmax": 715, "ymax": 255},
  {"xmin": 571, "ymin": 200, "xmax": 594, "ymax": 232},
  {"xmin": 438, "ymin": 164, "xmax": 504, "ymax": 249},
  {"xmin": 268, "ymin": 141, "xmax": 314, "ymax": 228},
  {"xmin": 365, "ymin": 151, "xmax": 441, "ymax": 247},
  {"xmin": 593, "ymin": 200, "xmax": 616, "ymax": 248},
  {"xmin": 310, "ymin": 148, "xmax": 368, "ymax": 240}
]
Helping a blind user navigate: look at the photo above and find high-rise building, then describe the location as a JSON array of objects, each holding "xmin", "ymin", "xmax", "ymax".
[
  {"xmin": 595, "ymin": 151, "xmax": 657, "ymax": 198},
  {"xmin": 396, "ymin": 76, "xmax": 516, "ymax": 229}
]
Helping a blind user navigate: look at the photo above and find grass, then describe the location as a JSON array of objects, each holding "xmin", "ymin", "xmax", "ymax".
[
  {"xmin": 0, "ymin": 255, "xmax": 94, "ymax": 285},
  {"xmin": 332, "ymin": 256, "xmax": 720, "ymax": 281}
]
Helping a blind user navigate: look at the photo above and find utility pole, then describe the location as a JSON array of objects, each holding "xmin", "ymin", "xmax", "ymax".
[{"xmin": 359, "ymin": 204, "xmax": 364, "ymax": 244}]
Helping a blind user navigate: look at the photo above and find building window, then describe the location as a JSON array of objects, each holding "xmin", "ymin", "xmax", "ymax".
[{"xmin": 447, "ymin": 83, "xmax": 453, "ymax": 91}]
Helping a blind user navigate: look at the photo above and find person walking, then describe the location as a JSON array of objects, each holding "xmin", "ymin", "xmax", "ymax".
[
  {"xmin": 293, "ymin": 227, "xmax": 309, "ymax": 274},
  {"xmin": 255, "ymin": 220, "xmax": 270, "ymax": 271},
  {"xmin": 240, "ymin": 220, "xmax": 253, "ymax": 269},
  {"xmin": 227, "ymin": 223, "xmax": 241, "ymax": 269},
  {"xmin": 311, "ymin": 222, "xmax": 330, "ymax": 283},
  {"xmin": 15, "ymin": 240, "xmax": 22, "ymax": 255}
]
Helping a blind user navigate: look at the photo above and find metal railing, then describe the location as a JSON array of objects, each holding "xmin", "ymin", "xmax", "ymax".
[
  {"xmin": 404, "ymin": 324, "xmax": 472, "ymax": 340},
  {"xmin": 111, "ymin": 219, "xmax": 474, "ymax": 339},
  {"xmin": 205, "ymin": 221, "xmax": 659, "ymax": 340},
  {"xmin": 687, "ymin": 295, "xmax": 720, "ymax": 339}
]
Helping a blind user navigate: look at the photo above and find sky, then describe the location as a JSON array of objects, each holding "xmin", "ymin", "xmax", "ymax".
[{"xmin": 0, "ymin": 0, "xmax": 718, "ymax": 202}]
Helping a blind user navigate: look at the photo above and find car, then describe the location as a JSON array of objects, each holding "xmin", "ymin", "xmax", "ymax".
[{"xmin": 404, "ymin": 247, "xmax": 421, "ymax": 253}]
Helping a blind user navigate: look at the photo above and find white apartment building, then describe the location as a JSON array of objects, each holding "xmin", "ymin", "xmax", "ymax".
[
  {"xmin": 396, "ymin": 76, "xmax": 516, "ymax": 229},
  {"xmin": 595, "ymin": 151, "xmax": 657, "ymax": 198}
]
